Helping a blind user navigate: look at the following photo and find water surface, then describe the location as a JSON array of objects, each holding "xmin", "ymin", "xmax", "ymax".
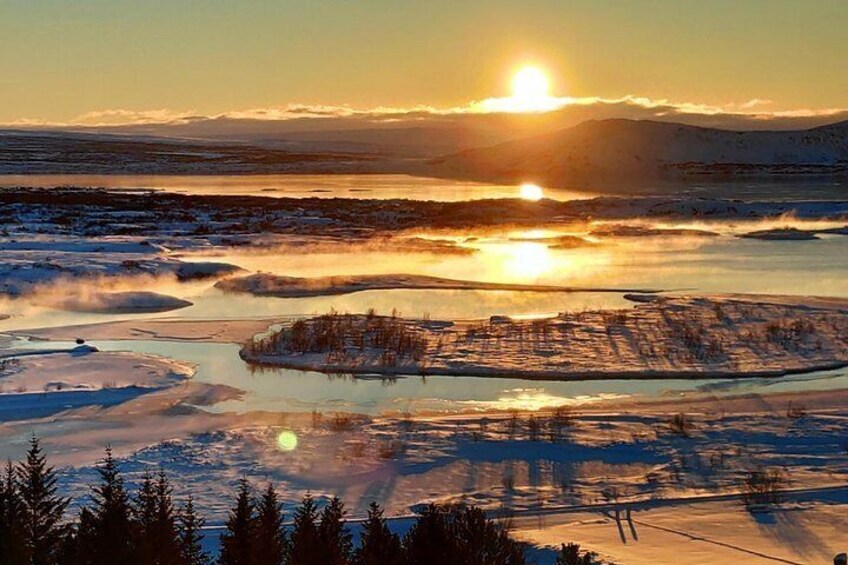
[{"xmin": 1, "ymin": 173, "xmax": 845, "ymax": 201}]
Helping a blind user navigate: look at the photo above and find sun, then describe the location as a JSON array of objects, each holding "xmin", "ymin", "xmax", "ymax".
[
  {"xmin": 474, "ymin": 64, "xmax": 564, "ymax": 113},
  {"xmin": 512, "ymin": 66, "xmax": 550, "ymax": 100},
  {"xmin": 507, "ymin": 66, "xmax": 559, "ymax": 111},
  {"xmin": 519, "ymin": 183, "xmax": 544, "ymax": 201}
]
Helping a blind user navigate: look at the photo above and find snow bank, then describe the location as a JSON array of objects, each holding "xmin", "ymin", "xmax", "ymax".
[
  {"xmin": 215, "ymin": 273, "xmax": 660, "ymax": 298},
  {"xmin": 0, "ymin": 250, "xmax": 240, "ymax": 296},
  {"xmin": 0, "ymin": 238, "xmax": 169, "ymax": 254},
  {"xmin": 242, "ymin": 296, "xmax": 848, "ymax": 379},
  {"xmin": 45, "ymin": 291, "xmax": 192, "ymax": 314},
  {"xmin": 0, "ymin": 350, "xmax": 194, "ymax": 396},
  {"xmin": 739, "ymin": 227, "xmax": 820, "ymax": 240},
  {"xmin": 17, "ymin": 318, "xmax": 279, "ymax": 343},
  {"xmin": 175, "ymin": 261, "xmax": 243, "ymax": 280},
  {"xmin": 590, "ymin": 224, "xmax": 719, "ymax": 238}
]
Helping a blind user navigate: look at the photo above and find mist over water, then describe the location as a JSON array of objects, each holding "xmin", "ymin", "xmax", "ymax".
[{"xmin": 1, "ymin": 174, "xmax": 847, "ymax": 445}]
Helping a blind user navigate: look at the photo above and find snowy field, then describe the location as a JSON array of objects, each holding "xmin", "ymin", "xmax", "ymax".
[
  {"xmin": 1, "ymin": 181, "xmax": 847, "ymax": 561},
  {"xmin": 241, "ymin": 296, "xmax": 848, "ymax": 379}
]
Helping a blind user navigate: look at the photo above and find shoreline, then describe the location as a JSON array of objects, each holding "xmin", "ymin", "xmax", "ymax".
[
  {"xmin": 215, "ymin": 272, "xmax": 665, "ymax": 299},
  {"xmin": 239, "ymin": 352, "xmax": 848, "ymax": 382}
]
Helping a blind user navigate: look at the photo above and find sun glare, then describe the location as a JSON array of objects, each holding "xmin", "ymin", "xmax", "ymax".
[
  {"xmin": 519, "ymin": 183, "xmax": 544, "ymax": 201},
  {"xmin": 507, "ymin": 66, "xmax": 559, "ymax": 112},
  {"xmin": 473, "ymin": 64, "xmax": 566, "ymax": 113},
  {"xmin": 504, "ymin": 242, "xmax": 555, "ymax": 280},
  {"xmin": 512, "ymin": 67, "xmax": 550, "ymax": 100}
]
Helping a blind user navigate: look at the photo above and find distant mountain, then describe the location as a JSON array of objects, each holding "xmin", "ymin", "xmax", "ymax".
[
  {"xmin": 431, "ymin": 119, "xmax": 848, "ymax": 185},
  {"xmin": 3, "ymin": 118, "xmax": 848, "ymax": 181},
  {"xmin": 0, "ymin": 130, "xmax": 379, "ymax": 174},
  {"xmin": 20, "ymin": 100, "xmax": 848, "ymax": 162}
]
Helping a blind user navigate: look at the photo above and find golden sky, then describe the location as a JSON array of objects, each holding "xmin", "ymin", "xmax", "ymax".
[{"xmin": 1, "ymin": 0, "xmax": 846, "ymax": 124}]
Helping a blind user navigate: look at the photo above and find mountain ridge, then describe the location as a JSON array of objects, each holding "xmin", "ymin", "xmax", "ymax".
[
  {"xmin": 2, "ymin": 117, "xmax": 848, "ymax": 180},
  {"xmin": 430, "ymin": 118, "xmax": 848, "ymax": 185}
]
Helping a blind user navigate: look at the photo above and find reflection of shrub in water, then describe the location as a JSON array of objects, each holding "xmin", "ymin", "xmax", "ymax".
[
  {"xmin": 377, "ymin": 439, "xmax": 406, "ymax": 459},
  {"xmin": 329, "ymin": 412, "xmax": 356, "ymax": 432},
  {"xmin": 549, "ymin": 406, "xmax": 575, "ymax": 443},
  {"xmin": 501, "ymin": 471, "xmax": 515, "ymax": 492},
  {"xmin": 786, "ymin": 401, "xmax": 807, "ymax": 419},
  {"xmin": 527, "ymin": 415, "xmax": 541, "ymax": 441},
  {"xmin": 669, "ymin": 413, "xmax": 692, "ymax": 437}
]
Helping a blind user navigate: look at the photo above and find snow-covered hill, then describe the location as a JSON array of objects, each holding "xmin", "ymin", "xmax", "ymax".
[{"xmin": 433, "ymin": 119, "xmax": 848, "ymax": 185}]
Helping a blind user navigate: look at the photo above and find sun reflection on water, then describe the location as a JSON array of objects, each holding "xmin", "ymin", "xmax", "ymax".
[
  {"xmin": 519, "ymin": 183, "xmax": 544, "ymax": 201},
  {"xmin": 503, "ymin": 242, "xmax": 556, "ymax": 280},
  {"xmin": 469, "ymin": 240, "xmax": 610, "ymax": 284},
  {"xmin": 460, "ymin": 389, "xmax": 631, "ymax": 412}
]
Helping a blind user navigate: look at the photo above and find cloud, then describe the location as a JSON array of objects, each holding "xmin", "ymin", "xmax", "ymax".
[
  {"xmin": 222, "ymin": 105, "xmax": 359, "ymax": 120},
  {"xmin": 5, "ymin": 95, "xmax": 847, "ymax": 137},
  {"xmin": 69, "ymin": 108, "xmax": 200, "ymax": 126}
]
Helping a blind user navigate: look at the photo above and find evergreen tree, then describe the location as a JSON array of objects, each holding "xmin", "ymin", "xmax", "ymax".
[
  {"xmin": 288, "ymin": 493, "xmax": 321, "ymax": 565},
  {"xmin": 353, "ymin": 502, "xmax": 402, "ymax": 565},
  {"xmin": 318, "ymin": 496, "xmax": 352, "ymax": 565},
  {"xmin": 55, "ymin": 521, "xmax": 81, "ymax": 565},
  {"xmin": 402, "ymin": 504, "xmax": 525, "ymax": 565},
  {"xmin": 65, "ymin": 507, "xmax": 97, "ymax": 565},
  {"xmin": 451, "ymin": 505, "xmax": 525, "ymax": 565},
  {"xmin": 153, "ymin": 470, "xmax": 181, "ymax": 564},
  {"xmin": 16, "ymin": 437, "xmax": 70, "ymax": 565},
  {"xmin": 78, "ymin": 446, "xmax": 136, "ymax": 565},
  {"xmin": 555, "ymin": 542, "xmax": 595, "ymax": 565},
  {"xmin": 401, "ymin": 504, "xmax": 453, "ymax": 565},
  {"xmin": 176, "ymin": 496, "xmax": 209, "ymax": 565},
  {"xmin": 219, "ymin": 478, "xmax": 256, "ymax": 565},
  {"xmin": 254, "ymin": 483, "xmax": 287, "ymax": 565},
  {"xmin": 0, "ymin": 460, "xmax": 26, "ymax": 565},
  {"xmin": 134, "ymin": 470, "xmax": 158, "ymax": 564},
  {"xmin": 0, "ymin": 438, "xmax": 541, "ymax": 565},
  {"xmin": 134, "ymin": 469, "xmax": 181, "ymax": 565}
]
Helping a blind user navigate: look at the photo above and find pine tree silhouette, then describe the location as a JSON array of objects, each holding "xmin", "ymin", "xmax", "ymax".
[
  {"xmin": 134, "ymin": 470, "xmax": 158, "ymax": 564},
  {"xmin": 451, "ymin": 505, "xmax": 525, "ymax": 565},
  {"xmin": 219, "ymin": 478, "xmax": 256, "ymax": 565},
  {"xmin": 79, "ymin": 446, "xmax": 136, "ymax": 565},
  {"xmin": 254, "ymin": 483, "xmax": 287, "ymax": 565},
  {"xmin": 401, "ymin": 504, "xmax": 453, "ymax": 565},
  {"xmin": 16, "ymin": 437, "xmax": 70, "ymax": 565},
  {"xmin": 65, "ymin": 507, "xmax": 97, "ymax": 565},
  {"xmin": 0, "ymin": 460, "xmax": 27, "ymax": 565},
  {"xmin": 153, "ymin": 470, "xmax": 181, "ymax": 564},
  {"xmin": 134, "ymin": 469, "xmax": 181, "ymax": 565},
  {"xmin": 176, "ymin": 495, "xmax": 209, "ymax": 565},
  {"xmin": 403, "ymin": 504, "xmax": 526, "ymax": 565},
  {"xmin": 288, "ymin": 493, "xmax": 321, "ymax": 565},
  {"xmin": 555, "ymin": 542, "xmax": 595, "ymax": 565},
  {"xmin": 0, "ymin": 440, "xmax": 539, "ymax": 565},
  {"xmin": 318, "ymin": 496, "xmax": 352, "ymax": 565},
  {"xmin": 353, "ymin": 502, "xmax": 402, "ymax": 565}
]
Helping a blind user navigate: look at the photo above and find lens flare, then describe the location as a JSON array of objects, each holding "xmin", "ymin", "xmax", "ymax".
[{"xmin": 276, "ymin": 430, "xmax": 298, "ymax": 451}]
